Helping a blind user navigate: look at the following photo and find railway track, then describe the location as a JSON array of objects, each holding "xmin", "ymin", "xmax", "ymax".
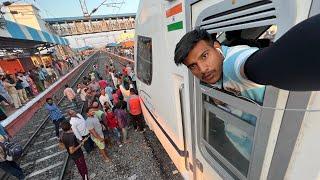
[{"xmin": 2, "ymin": 52, "xmax": 102, "ymax": 180}]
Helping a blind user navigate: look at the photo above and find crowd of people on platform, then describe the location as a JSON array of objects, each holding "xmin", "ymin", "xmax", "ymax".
[
  {"xmin": 0, "ymin": 56, "xmax": 83, "ymax": 121},
  {"xmin": 44, "ymin": 61, "xmax": 143, "ymax": 179}
]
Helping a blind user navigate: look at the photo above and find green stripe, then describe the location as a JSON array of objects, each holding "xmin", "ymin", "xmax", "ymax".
[{"xmin": 167, "ymin": 21, "xmax": 183, "ymax": 32}]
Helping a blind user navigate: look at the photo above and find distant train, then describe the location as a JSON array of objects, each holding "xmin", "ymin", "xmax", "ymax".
[{"xmin": 135, "ymin": 0, "xmax": 320, "ymax": 179}]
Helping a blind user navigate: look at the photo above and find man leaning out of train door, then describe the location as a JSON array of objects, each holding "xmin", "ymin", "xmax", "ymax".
[{"xmin": 174, "ymin": 14, "xmax": 320, "ymax": 160}]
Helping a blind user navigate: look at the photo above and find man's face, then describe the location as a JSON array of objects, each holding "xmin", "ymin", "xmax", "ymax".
[
  {"xmin": 87, "ymin": 109, "xmax": 95, "ymax": 116},
  {"xmin": 47, "ymin": 99, "xmax": 53, "ymax": 105},
  {"xmin": 92, "ymin": 102, "xmax": 99, "ymax": 108},
  {"xmin": 183, "ymin": 40, "xmax": 223, "ymax": 84}
]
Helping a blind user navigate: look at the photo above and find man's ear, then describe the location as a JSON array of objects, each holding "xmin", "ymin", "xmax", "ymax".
[{"xmin": 213, "ymin": 41, "xmax": 221, "ymax": 49}]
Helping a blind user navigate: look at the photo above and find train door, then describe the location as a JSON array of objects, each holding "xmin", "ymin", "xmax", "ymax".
[{"xmin": 186, "ymin": 0, "xmax": 313, "ymax": 179}]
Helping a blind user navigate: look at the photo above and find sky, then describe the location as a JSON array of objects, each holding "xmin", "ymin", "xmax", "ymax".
[{"xmin": 3, "ymin": 0, "xmax": 140, "ymax": 18}]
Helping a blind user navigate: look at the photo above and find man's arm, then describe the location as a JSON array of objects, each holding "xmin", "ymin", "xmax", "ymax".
[
  {"xmin": 68, "ymin": 137, "xmax": 88, "ymax": 154},
  {"xmin": 244, "ymin": 14, "xmax": 320, "ymax": 91},
  {"xmin": 88, "ymin": 129, "xmax": 103, "ymax": 141}
]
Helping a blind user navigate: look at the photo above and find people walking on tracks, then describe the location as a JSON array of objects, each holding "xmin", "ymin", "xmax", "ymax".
[
  {"xmin": 45, "ymin": 98, "xmax": 66, "ymax": 138},
  {"xmin": 104, "ymin": 106, "xmax": 121, "ymax": 147},
  {"xmin": 112, "ymin": 89, "xmax": 119, "ymax": 106},
  {"xmin": 99, "ymin": 89, "xmax": 113, "ymax": 109},
  {"xmin": 127, "ymin": 88, "xmax": 145, "ymax": 132},
  {"xmin": 115, "ymin": 84, "xmax": 123, "ymax": 100},
  {"xmin": 60, "ymin": 121, "xmax": 89, "ymax": 180},
  {"xmin": 63, "ymin": 84, "xmax": 77, "ymax": 107},
  {"xmin": 98, "ymin": 77, "xmax": 108, "ymax": 90},
  {"xmin": 77, "ymin": 83, "xmax": 87, "ymax": 102},
  {"xmin": 88, "ymin": 79, "xmax": 100, "ymax": 93},
  {"xmin": 0, "ymin": 124, "xmax": 25, "ymax": 180},
  {"xmin": 105, "ymin": 84, "xmax": 114, "ymax": 104},
  {"xmin": 86, "ymin": 107, "xmax": 111, "ymax": 162},
  {"xmin": 68, "ymin": 109, "xmax": 94, "ymax": 154},
  {"xmin": 114, "ymin": 102, "xmax": 129, "ymax": 143},
  {"xmin": 91, "ymin": 102, "xmax": 107, "ymax": 128}
]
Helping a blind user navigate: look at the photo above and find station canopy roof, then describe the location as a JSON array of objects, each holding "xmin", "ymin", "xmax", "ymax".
[{"xmin": 0, "ymin": 20, "xmax": 69, "ymax": 49}]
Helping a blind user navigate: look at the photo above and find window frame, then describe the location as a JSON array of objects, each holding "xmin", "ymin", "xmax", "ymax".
[{"xmin": 136, "ymin": 35, "xmax": 153, "ymax": 85}]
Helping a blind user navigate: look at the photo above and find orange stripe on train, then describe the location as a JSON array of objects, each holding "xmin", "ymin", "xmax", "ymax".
[{"xmin": 166, "ymin": 3, "xmax": 182, "ymax": 18}]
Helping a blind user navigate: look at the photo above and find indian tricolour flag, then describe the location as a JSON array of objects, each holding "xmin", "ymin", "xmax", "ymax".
[{"xmin": 166, "ymin": 3, "xmax": 183, "ymax": 32}]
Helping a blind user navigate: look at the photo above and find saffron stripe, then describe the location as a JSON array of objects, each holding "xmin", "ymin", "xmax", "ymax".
[
  {"xmin": 167, "ymin": 21, "xmax": 183, "ymax": 32},
  {"xmin": 166, "ymin": 3, "xmax": 182, "ymax": 17}
]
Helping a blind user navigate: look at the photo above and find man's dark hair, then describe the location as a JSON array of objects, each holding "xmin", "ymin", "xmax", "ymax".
[
  {"xmin": 46, "ymin": 97, "xmax": 52, "ymax": 102},
  {"xmin": 60, "ymin": 121, "xmax": 71, "ymax": 131},
  {"xmin": 174, "ymin": 28, "xmax": 216, "ymax": 65},
  {"xmin": 129, "ymin": 88, "xmax": 135, "ymax": 93},
  {"xmin": 65, "ymin": 84, "xmax": 69, "ymax": 88}
]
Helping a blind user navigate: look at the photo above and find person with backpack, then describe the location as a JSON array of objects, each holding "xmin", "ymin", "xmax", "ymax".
[
  {"xmin": 0, "ymin": 124, "xmax": 24, "ymax": 180},
  {"xmin": 127, "ymin": 88, "xmax": 145, "ymax": 132}
]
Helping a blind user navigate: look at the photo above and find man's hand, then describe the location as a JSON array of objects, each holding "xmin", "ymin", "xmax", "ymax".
[{"xmin": 82, "ymin": 137, "xmax": 89, "ymax": 143}]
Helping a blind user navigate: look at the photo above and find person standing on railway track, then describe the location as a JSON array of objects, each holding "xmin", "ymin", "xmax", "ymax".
[
  {"xmin": 68, "ymin": 109, "xmax": 94, "ymax": 154},
  {"xmin": 63, "ymin": 84, "xmax": 77, "ymax": 107},
  {"xmin": 105, "ymin": 84, "xmax": 114, "ymax": 104},
  {"xmin": 114, "ymin": 102, "xmax": 129, "ymax": 143},
  {"xmin": 98, "ymin": 77, "xmax": 108, "ymax": 90},
  {"xmin": 60, "ymin": 121, "xmax": 89, "ymax": 180},
  {"xmin": 99, "ymin": 89, "xmax": 113, "ymax": 109},
  {"xmin": 88, "ymin": 79, "xmax": 100, "ymax": 93},
  {"xmin": 104, "ymin": 106, "xmax": 121, "ymax": 147},
  {"xmin": 45, "ymin": 98, "xmax": 66, "ymax": 138},
  {"xmin": 86, "ymin": 107, "xmax": 111, "ymax": 162},
  {"xmin": 127, "ymin": 88, "xmax": 145, "ymax": 132}
]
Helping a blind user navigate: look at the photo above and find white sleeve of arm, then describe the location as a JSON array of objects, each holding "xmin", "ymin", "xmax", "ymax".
[{"xmin": 71, "ymin": 124, "xmax": 83, "ymax": 140}]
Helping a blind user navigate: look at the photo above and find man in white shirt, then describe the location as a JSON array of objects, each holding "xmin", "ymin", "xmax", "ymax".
[
  {"xmin": 68, "ymin": 109, "xmax": 94, "ymax": 153},
  {"xmin": 99, "ymin": 89, "xmax": 113, "ymax": 108}
]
